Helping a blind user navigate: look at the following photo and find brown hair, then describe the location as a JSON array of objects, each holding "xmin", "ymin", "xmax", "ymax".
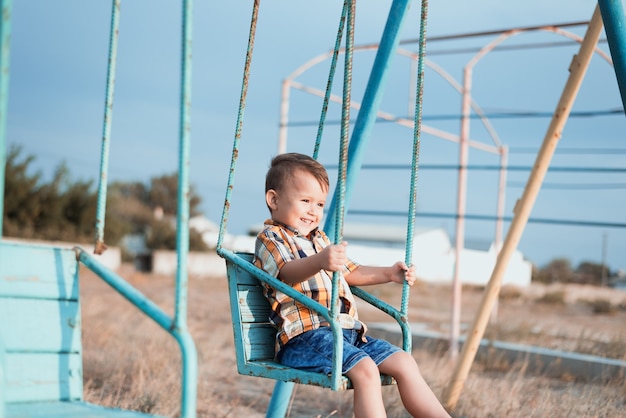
[{"xmin": 265, "ymin": 152, "xmax": 329, "ymax": 193}]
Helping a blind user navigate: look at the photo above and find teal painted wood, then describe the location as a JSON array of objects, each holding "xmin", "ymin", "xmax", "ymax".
[
  {"xmin": 0, "ymin": 299, "xmax": 80, "ymax": 352},
  {"xmin": 5, "ymin": 353, "xmax": 82, "ymax": 402},
  {"xmin": 242, "ymin": 323, "xmax": 276, "ymax": 361},
  {"xmin": 0, "ymin": 241, "xmax": 84, "ymax": 405},
  {"xmin": 0, "ymin": 241, "xmax": 78, "ymax": 300},
  {"xmin": 6, "ymin": 401, "xmax": 163, "ymax": 418},
  {"xmin": 1, "ymin": 334, "xmax": 5, "ymax": 418}
]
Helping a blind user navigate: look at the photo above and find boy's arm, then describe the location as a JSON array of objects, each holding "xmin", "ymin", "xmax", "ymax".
[
  {"xmin": 345, "ymin": 262, "xmax": 416, "ymax": 286},
  {"xmin": 279, "ymin": 242, "xmax": 349, "ymax": 285}
]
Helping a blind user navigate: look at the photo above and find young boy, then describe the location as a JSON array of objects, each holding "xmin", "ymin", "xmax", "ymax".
[{"xmin": 254, "ymin": 153, "xmax": 451, "ymax": 418}]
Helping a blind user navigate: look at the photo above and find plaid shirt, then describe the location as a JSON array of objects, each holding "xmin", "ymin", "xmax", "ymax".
[{"xmin": 254, "ymin": 219, "xmax": 363, "ymax": 349}]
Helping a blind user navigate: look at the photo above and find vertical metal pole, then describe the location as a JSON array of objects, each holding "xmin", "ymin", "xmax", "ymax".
[
  {"xmin": 601, "ymin": 231, "xmax": 608, "ymax": 286},
  {"xmin": 401, "ymin": 0, "xmax": 429, "ymax": 351},
  {"xmin": 490, "ymin": 145, "xmax": 508, "ymax": 324},
  {"xmin": 598, "ymin": 0, "xmax": 626, "ymax": 111},
  {"xmin": 0, "ymin": 0, "xmax": 12, "ymax": 238},
  {"xmin": 266, "ymin": 381, "xmax": 295, "ymax": 418},
  {"xmin": 449, "ymin": 65, "xmax": 471, "ymax": 359},
  {"xmin": 176, "ymin": 0, "xmax": 197, "ymax": 416},
  {"xmin": 277, "ymin": 79, "xmax": 290, "ymax": 154},
  {"xmin": 314, "ymin": 1, "xmax": 347, "ymax": 161},
  {"xmin": 94, "ymin": 0, "xmax": 121, "ymax": 255},
  {"xmin": 325, "ymin": 0, "xmax": 412, "ymax": 236},
  {"xmin": 495, "ymin": 146, "xmax": 507, "ymax": 250},
  {"xmin": 0, "ymin": 334, "xmax": 5, "ymax": 418},
  {"xmin": 443, "ymin": 6, "xmax": 604, "ymax": 411},
  {"xmin": 217, "ymin": 0, "xmax": 260, "ymax": 250}
]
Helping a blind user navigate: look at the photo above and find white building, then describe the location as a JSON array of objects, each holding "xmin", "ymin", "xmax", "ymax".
[
  {"xmin": 343, "ymin": 223, "xmax": 531, "ymax": 286},
  {"xmin": 152, "ymin": 217, "xmax": 531, "ymax": 285},
  {"xmin": 244, "ymin": 222, "xmax": 533, "ymax": 287}
]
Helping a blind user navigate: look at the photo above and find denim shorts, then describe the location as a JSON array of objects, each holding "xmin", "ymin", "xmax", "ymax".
[{"xmin": 277, "ymin": 326, "xmax": 401, "ymax": 375}]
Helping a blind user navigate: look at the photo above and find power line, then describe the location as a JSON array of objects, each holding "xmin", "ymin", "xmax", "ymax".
[
  {"xmin": 285, "ymin": 108, "xmax": 623, "ymax": 128},
  {"xmin": 325, "ymin": 163, "xmax": 626, "ymax": 173},
  {"xmin": 509, "ymin": 147, "xmax": 626, "ymax": 154},
  {"xmin": 508, "ymin": 181, "xmax": 626, "ymax": 190},
  {"xmin": 420, "ymin": 109, "xmax": 623, "ymax": 120},
  {"xmin": 400, "ymin": 21, "xmax": 591, "ymax": 44},
  {"xmin": 426, "ymin": 39, "xmax": 607, "ymax": 57},
  {"xmin": 347, "ymin": 209, "xmax": 626, "ymax": 229}
]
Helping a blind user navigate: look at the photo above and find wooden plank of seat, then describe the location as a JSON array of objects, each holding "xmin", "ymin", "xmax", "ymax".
[{"xmin": 6, "ymin": 401, "xmax": 163, "ymax": 418}]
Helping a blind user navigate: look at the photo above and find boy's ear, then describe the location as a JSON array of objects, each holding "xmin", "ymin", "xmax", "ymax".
[{"xmin": 266, "ymin": 189, "xmax": 278, "ymax": 211}]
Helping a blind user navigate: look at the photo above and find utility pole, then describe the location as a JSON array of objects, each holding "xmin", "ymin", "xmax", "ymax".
[{"xmin": 601, "ymin": 231, "xmax": 608, "ymax": 287}]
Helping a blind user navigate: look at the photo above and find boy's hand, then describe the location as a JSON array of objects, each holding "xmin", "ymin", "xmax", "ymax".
[
  {"xmin": 318, "ymin": 241, "xmax": 349, "ymax": 272},
  {"xmin": 390, "ymin": 261, "xmax": 416, "ymax": 286}
]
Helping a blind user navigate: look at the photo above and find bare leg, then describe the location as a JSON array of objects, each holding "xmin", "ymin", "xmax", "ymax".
[
  {"xmin": 346, "ymin": 357, "xmax": 387, "ymax": 418},
  {"xmin": 378, "ymin": 351, "xmax": 451, "ymax": 418}
]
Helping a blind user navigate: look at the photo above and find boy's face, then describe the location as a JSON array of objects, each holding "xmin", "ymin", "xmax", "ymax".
[{"xmin": 266, "ymin": 169, "xmax": 328, "ymax": 237}]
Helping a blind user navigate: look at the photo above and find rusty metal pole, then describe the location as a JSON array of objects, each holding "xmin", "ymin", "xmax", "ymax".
[
  {"xmin": 443, "ymin": 5, "xmax": 604, "ymax": 411},
  {"xmin": 0, "ymin": 0, "xmax": 12, "ymax": 238},
  {"xmin": 490, "ymin": 145, "xmax": 508, "ymax": 324},
  {"xmin": 495, "ymin": 146, "xmax": 507, "ymax": 251},
  {"xmin": 450, "ymin": 64, "xmax": 472, "ymax": 359},
  {"xmin": 277, "ymin": 78, "xmax": 290, "ymax": 154}
]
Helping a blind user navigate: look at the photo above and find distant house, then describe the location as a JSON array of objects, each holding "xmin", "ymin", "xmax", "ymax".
[
  {"xmin": 191, "ymin": 215, "xmax": 256, "ymax": 252},
  {"xmin": 120, "ymin": 233, "xmax": 152, "ymax": 271}
]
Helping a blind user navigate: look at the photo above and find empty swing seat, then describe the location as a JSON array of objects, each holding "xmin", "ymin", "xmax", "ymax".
[
  {"xmin": 0, "ymin": 240, "xmax": 161, "ymax": 418},
  {"xmin": 224, "ymin": 251, "xmax": 396, "ymax": 390}
]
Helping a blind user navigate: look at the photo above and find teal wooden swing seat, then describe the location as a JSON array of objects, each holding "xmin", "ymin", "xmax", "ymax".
[
  {"xmin": 223, "ymin": 251, "xmax": 398, "ymax": 390},
  {"xmin": 216, "ymin": 1, "xmax": 429, "ymax": 414},
  {"xmin": 0, "ymin": 241, "xmax": 162, "ymax": 418}
]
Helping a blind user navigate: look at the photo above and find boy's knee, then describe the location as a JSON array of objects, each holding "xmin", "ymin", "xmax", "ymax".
[
  {"xmin": 347, "ymin": 357, "xmax": 380, "ymax": 385},
  {"xmin": 380, "ymin": 351, "xmax": 420, "ymax": 377}
]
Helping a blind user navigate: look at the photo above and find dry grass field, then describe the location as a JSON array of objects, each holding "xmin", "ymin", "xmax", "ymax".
[{"xmin": 80, "ymin": 264, "xmax": 626, "ymax": 418}]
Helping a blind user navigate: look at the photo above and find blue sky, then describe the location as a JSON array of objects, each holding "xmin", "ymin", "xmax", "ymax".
[{"xmin": 6, "ymin": 1, "xmax": 626, "ymax": 272}]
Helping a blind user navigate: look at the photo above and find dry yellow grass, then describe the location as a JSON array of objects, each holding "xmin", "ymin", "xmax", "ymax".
[{"xmin": 80, "ymin": 264, "xmax": 626, "ymax": 417}]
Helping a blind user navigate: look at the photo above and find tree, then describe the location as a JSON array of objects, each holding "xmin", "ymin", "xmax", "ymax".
[
  {"xmin": 149, "ymin": 173, "xmax": 203, "ymax": 217},
  {"xmin": 3, "ymin": 145, "xmax": 43, "ymax": 237},
  {"xmin": 532, "ymin": 258, "xmax": 572, "ymax": 284},
  {"xmin": 575, "ymin": 261, "xmax": 607, "ymax": 286},
  {"xmin": 3, "ymin": 147, "xmax": 206, "ymax": 251},
  {"xmin": 4, "ymin": 146, "xmax": 128, "ymax": 244},
  {"xmin": 108, "ymin": 181, "xmax": 153, "ymax": 233}
]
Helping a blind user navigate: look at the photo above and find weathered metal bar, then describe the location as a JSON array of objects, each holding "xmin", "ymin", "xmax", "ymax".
[
  {"xmin": 217, "ymin": 0, "xmax": 260, "ymax": 250},
  {"xmin": 176, "ymin": 0, "xmax": 192, "ymax": 337},
  {"xmin": 401, "ymin": 0, "xmax": 429, "ymax": 350},
  {"xmin": 329, "ymin": 0, "xmax": 354, "ymax": 393},
  {"xmin": 93, "ymin": 0, "xmax": 121, "ymax": 255},
  {"xmin": 0, "ymin": 0, "xmax": 13, "ymax": 237},
  {"xmin": 76, "ymin": 248, "xmax": 175, "ymax": 331},
  {"xmin": 313, "ymin": 0, "xmax": 348, "ymax": 159},
  {"xmin": 443, "ymin": 5, "xmax": 604, "ymax": 410},
  {"xmin": 175, "ymin": 1, "xmax": 197, "ymax": 416},
  {"xmin": 75, "ymin": 246, "xmax": 198, "ymax": 418},
  {"xmin": 0, "ymin": 333, "xmax": 5, "ymax": 418},
  {"xmin": 598, "ymin": 0, "xmax": 626, "ymax": 111},
  {"xmin": 266, "ymin": 381, "xmax": 295, "ymax": 418}
]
